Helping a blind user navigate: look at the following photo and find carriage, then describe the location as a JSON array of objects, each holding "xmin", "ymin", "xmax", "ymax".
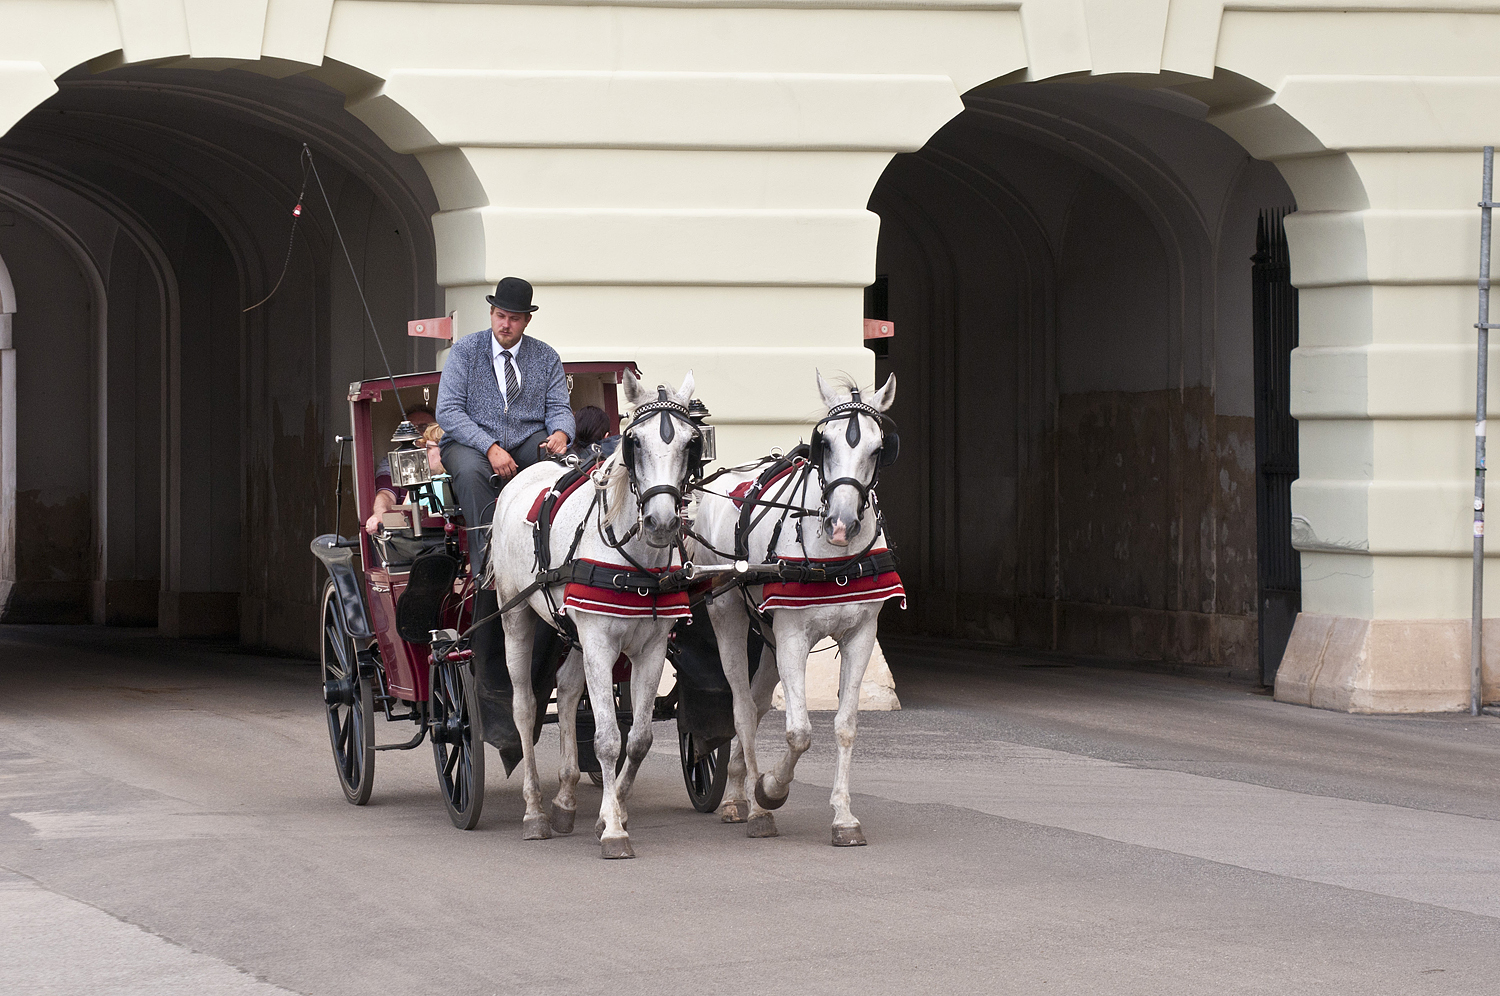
[{"xmin": 310, "ymin": 366, "xmax": 740, "ymax": 829}]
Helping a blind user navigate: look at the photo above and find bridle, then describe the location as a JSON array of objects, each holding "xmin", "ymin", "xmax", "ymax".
[
  {"xmin": 616, "ymin": 388, "xmax": 706, "ymax": 540},
  {"xmin": 808, "ymin": 388, "xmax": 900, "ymax": 518}
]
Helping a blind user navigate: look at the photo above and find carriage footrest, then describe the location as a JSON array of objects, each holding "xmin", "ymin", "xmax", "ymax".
[{"xmin": 375, "ymin": 729, "xmax": 428, "ymax": 751}]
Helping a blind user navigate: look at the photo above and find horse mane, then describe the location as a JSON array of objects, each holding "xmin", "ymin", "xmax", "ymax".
[{"xmin": 595, "ymin": 447, "xmax": 634, "ymax": 530}]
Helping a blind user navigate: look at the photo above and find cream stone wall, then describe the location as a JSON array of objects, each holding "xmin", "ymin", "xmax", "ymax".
[{"xmin": 3, "ymin": 0, "xmax": 1500, "ymax": 708}]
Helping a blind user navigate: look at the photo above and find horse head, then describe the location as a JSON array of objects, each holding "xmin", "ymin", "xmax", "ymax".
[
  {"xmin": 813, "ymin": 370, "xmax": 898, "ymax": 546},
  {"xmin": 620, "ymin": 369, "xmax": 702, "ymax": 547}
]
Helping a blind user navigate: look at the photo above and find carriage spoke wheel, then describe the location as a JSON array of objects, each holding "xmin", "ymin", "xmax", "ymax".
[
  {"xmin": 430, "ymin": 659, "xmax": 485, "ymax": 830},
  {"xmin": 321, "ymin": 580, "xmax": 374, "ymax": 806},
  {"xmin": 678, "ymin": 721, "xmax": 730, "ymax": 814}
]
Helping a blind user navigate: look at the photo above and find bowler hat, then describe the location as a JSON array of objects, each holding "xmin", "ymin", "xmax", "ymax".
[{"xmin": 486, "ymin": 276, "xmax": 538, "ymax": 314}]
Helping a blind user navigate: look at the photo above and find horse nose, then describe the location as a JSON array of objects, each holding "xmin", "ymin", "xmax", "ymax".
[{"xmin": 828, "ymin": 520, "xmax": 848, "ymax": 545}]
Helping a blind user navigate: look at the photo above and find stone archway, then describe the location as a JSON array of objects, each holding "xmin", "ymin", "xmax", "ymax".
[{"xmin": 868, "ymin": 79, "xmax": 1301, "ymax": 676}]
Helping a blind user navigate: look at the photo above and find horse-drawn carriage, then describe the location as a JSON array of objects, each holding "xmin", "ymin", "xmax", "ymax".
[{"xmin": 311, "ymin": 365, "xmax": 742, "ymax": 830}]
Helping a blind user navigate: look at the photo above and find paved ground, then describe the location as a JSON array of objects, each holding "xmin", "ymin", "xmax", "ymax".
[{"xmin": 4, "ymin": 626, "xmax": 1500, "ymax": 995}]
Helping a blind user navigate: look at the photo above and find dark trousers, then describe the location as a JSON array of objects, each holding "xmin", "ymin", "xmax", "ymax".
[
  {"xmin": 440, "ymin": 429, "xmax": 549, "ymax": 579},
  {"xmin": 440, "ymin": 429, "xmax": 550, "ymax": 772}
]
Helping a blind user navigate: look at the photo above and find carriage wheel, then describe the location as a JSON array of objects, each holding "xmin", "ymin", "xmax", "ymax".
[
  {"xmin": 321, "ymin": 579, "xmax": 374, "ymax": 806},
  {"xmin": 430, "ymin": 659, "xmax": 485, "ymax": 830},
  {"xmin": 677, "ymin": 719, "xmax": 730, "ymax": 814}
]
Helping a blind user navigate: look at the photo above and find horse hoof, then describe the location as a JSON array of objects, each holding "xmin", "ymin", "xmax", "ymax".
[
  {"xmin": 831, "ymin": 824, "xmax": 866, "ymax": 847},
  {"xmin": 720, "ymin": 800, "xmax": 748, "ymax": 824},
  {"xmin": 600, "ymin": 836, "xmax": 635, "ymax": 860},
  {"xmin": 754, "ymin": 774, "xmax": 788, "ymax": 811},
  {"xmin": 550, "ymin": 804, "xmax": 576, "ymax": 836},
  {"xmin": 746, "ymin": 813, "xmax": 779, "ymax": 838},
  {"xmin": 521, "ymin": 815, "xmax": 553, "ymax": 841}
]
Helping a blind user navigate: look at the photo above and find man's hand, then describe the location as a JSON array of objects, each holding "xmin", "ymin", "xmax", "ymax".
[
  {"xmin": 543, "ymin": 430, "xmax": 569, "ymax": 456},
  {"xmin": 487, "ymin": 442, "xmax": 518, "ymax": 479},
  {"xmin": 365, "ymin": 512, "xmax": 382, "ymax": 535}
]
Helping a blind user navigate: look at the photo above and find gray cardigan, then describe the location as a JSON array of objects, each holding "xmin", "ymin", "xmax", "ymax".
[{"xmin": 436, "ymin": 331, "xmax": 575, "ymax": 455}]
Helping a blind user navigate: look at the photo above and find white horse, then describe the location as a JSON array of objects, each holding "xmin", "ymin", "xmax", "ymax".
[
  {"xmin": 489, "ymin": 370, "xmax": 704, "ymax": 859},
  {"xmin": 691, "ymin": 371, "xmax": 899, "ymax": 846}
]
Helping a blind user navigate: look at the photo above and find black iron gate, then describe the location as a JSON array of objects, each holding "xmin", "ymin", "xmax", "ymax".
[{"xmin": 1252, "ymin": 209, "xmax": 1301, "ymax": 686}]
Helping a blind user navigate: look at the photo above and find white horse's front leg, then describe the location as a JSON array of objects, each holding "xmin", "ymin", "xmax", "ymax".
[
  {"xmin": 613, "ymin": 628, "xmax": 670, "ymax": 799},
  {"xmin": 550, "ymin": 647, "xmax": 584, "ymax": 835},
  {"xmin": 736, "ymin": 642, "xmax": 782, "ymax": 837},
  {"xmin": 707, "ymin": 599, "xmax": 756, "ymax": 824},
  {"xmin": 502, "ymin": 608, "xmax": 551, "ymax": 840},
  {"xmin": 829, "ymin": 617, "xmax": 877, "ymax": 847},
  {"xmin": 757, "ymin": 622, "xmax": 812, "ymax": 812},
  {"xmin": 578, "ymin": 630, "xmax": 633, "ymax": 859}
]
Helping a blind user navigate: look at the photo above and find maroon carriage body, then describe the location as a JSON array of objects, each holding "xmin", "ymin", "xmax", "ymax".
[{"xmin": 346, "ymin": 363, "xmax": 636, "ymax": 704}]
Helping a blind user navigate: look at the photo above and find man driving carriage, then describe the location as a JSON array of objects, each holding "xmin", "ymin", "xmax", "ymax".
[
  {"xmin": 434, "ymin": 277, "xmax": 576, "ymax": 771},
  {"xmin": 435, "ymin": 276, "xmax": 575, "ymax": 577}
]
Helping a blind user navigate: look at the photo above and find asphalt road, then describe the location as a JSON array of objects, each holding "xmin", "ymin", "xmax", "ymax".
[{"xmin": 4, "ymin": 625, "xmax": 1500, "ymax": 995}]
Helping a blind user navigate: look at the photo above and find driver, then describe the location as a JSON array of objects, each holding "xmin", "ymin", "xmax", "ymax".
[{"xmin": 435, "ymin": 276, "xmax": 575, "ymax": 577}]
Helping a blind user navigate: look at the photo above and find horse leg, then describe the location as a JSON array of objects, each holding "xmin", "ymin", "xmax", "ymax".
[
  {"xmin": 707, "ymin": 599, "xmax": 756, "ymax": 824},
  {"xmin": 503, "ymin": 610, "xmax": 551, "ymax": 840},
  {"xmin": 613, "ymin": 631, "xmax": 669, "ymax": 800},
  {"xmin": 829, "ymin": 620, "xmax": 877, "ymax": 847},
  {"xmin": 579, "ymin": 636, "xmax": 632, "ymax": 858},
  {"xmin": 549, "ymin": 648, "xmax": 584, "ymax": 835},
  {"xmin": 756, "ymin": 626, "xmax": 812, "ymax": 815},
  {"xmin": 741, "ymin": 643, "xmax": 782, "ymax": 836}
]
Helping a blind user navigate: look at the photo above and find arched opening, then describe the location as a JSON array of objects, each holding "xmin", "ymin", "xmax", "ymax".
[
  {"xmin": 0, "ymin": 64, "xmax": 442, "ymax": 654},
  {"xmin": 871, "ymin": 80, "xmax": 1298, "ymax": 679}
]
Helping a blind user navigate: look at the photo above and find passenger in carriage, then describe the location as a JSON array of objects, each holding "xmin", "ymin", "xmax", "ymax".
[
  {"xmin": 434, "ymin": 276, "xmax": 575, "ymax": 577},
  {"xmin": 364, "ymin": 409, "xmax": 445, "ymax": 534},
  {"xmin": 568, "ymin": 404, "xmax": 619, "ymax": 460}
]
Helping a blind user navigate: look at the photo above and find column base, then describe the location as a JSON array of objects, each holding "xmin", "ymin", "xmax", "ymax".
[
  {"xmin": 1275, "ymin": 612, "xmax": 1500, "ymax": 713},
  {"xmin": 158, "ymin": 591, "xmax": 239, "ymax": 639}
]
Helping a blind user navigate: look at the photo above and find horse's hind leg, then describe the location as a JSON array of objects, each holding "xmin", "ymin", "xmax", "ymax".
[
  {"xmin": 503, "ymin": 610, "xmax": 552, "ymax": 840},
  {"xmin": 829, "ymin": 620, "xmax": 877, "ymax": 847},
  {"xmin": 550, "ymin": 648, "xmax": 584, "ymax": 835}
]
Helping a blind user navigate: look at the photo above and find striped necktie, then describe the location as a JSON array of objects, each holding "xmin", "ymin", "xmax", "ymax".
[{"xmin": 502, "ymin": 350, "xmax": 519, "ymax": 411}]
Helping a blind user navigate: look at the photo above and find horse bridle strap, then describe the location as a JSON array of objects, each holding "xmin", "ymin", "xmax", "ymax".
[
  {"xmin": 622, "ymin": 392, "xmax": 704, "ymax": 514},
  {"xmin": 812, "ymin": 393, "xmax": 897, "ymax": 511}
]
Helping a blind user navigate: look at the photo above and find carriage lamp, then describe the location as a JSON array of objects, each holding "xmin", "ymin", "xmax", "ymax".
[
  {"xmin": 687, "ymin": 399, "xmax": 716, "ymax": 464},
  {"xmin": 387, "ymin": 420, "xmax": 433, "ymax": 489}
]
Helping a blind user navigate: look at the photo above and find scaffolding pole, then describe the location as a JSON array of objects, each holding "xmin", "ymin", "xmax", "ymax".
[{"xmin": 1472, "ymin": 146, "xmax": 1494, "ymax": 717}]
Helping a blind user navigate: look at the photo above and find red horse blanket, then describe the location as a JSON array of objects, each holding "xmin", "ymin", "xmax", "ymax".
[
  {"xmin": 756, "ymin": 551, "xmax": 906, "ymax": 612},
  {"xmin": 525, "ymin": 479, "xmax": 690, "ymax": 619},
  {"xmin": 564, "ymin": 559, "xmax": 692, "ymax": 619}
]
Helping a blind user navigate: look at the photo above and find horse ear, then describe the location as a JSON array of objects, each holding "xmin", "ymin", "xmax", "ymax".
[
  {"xmin": 815, "ymin": 369, "xmax": 843, "ymax": 409},
  {"xmin": 622, "ymin": 368, "xmax": 650, "ymax": 407},
  {"xmin": 678, "ymin": 370, "xmax": 695, "ymax": 402},
  {"xmin": 870, "ymin": 373, "xmax": 897, "ymax": 412}
]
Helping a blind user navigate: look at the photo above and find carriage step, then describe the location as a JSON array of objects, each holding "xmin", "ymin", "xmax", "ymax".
[{"xmin": 375, "ymin": 729, "xmax": 428, "ymax": 750}]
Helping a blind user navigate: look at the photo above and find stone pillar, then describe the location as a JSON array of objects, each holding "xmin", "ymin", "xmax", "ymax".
[{"xmin": 1215, "ymin": 77, "xmax": 1500, "ymax": 711}]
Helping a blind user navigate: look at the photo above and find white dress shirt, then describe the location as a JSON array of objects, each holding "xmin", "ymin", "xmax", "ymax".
[{"xmin": 491, "ymin": 334, "xmax": 523, "ymax": 409}]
